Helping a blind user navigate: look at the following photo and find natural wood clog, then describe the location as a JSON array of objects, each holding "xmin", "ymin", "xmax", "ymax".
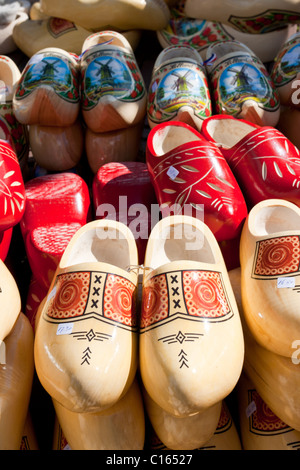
[
  {"xmin": 157, "ymin": 3, "xmax": 297, "ymax": 64},
  {"xmin": 20, "ymin": 172, "xmax": 91, "ymax": 290},
  {"xmin": 238, "ymin": 372, "xmax": 300, "ymax": 450},
  {"xmin": 39, "ymin": 0, "xmax": 170, "ymax": 32},
  {"xmin": 53, "ymin": 379, "xmax": 145, "ymax": 450},
  {"xmin": 29, "ymin": 120, "xmax": 84, "ymax": 171},
  {"xmin": 0, "ymin": 55, "xmax": 29, "ymax": 172},
  {"xmin": 146, "ymin": 120, "xmax": 248, "ymax": 242},
  {"xmin": 205, "ymin": 40, "xmax": 280, "ymax": 127},
  {"xmin": 184, "ymin": 0, "xmax": 300, "ymax": 34},
  {"xmin": 201, "ymin": 114, "xmax": 300, "ymax": 209},
  {"xmin": 139, "ymin": 215, "xmax": 244, "ymax": 417},
  {"xmin": 143, "ymin": 388, "xmax": 222, "ymax": 450},
  {"xmin": 239, "ymin": 198, "xmax": 300, "ymax": 358},
  {"xmin": 13, "ymin": 47, "xmax": 80, "ymax": 126},
  {"xmin": 271, "ymin": 32, "xmax": 300, "ymax": 108},
  {"xmin": 81, "ymin": 31, "xmax": 146, "ymax": 134},
  {"xmin": 0, "ymin": 313, "xmax": 34, "ymax": 450},
  {"xmin": 147, "ymin": 44, "xmax": 211, "ymax": 130},
  {"xmin": 0, "ymin": 259, "xmax": 21, "ymax": 347},
  {"xmin": 34, "ymin": 219, "xmax": 139, "ymax": 413}
]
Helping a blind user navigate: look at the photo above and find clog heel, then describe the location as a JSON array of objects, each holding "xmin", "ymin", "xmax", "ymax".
[
  {"xmin": 34, "ymin": 219, "xmax": 139, "ymax": 413},
  {"xmin": 205, "ymin": 40, "xmax": 280, "ymax": 127},
  {"xmin": 139, "ymin": 214, "xmax": 244, "ymax": 417},
  {"xmin": 240, "ymin": 198, "xmax": 300, "ymax": 358}
]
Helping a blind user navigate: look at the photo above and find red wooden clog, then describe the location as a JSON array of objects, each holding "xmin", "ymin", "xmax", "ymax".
[
  {"xmin": 201, "ymin": 114, "xmax": 300, "ymax": 209},
  {"xmin": 146, "ymin": 120, "xmax": 247, "ymax": 242},
  {"xmin": 20, "ymin": 172, "xmax": 91, "ymax": 290},
  {"xmin": 0, "ymin": 139, "xmax": 26, "ymax": 231}
]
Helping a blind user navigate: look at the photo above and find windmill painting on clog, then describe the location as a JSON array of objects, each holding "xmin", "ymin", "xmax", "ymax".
[
  {"xmin": 271, "ymin": 32, "xmax": 300, "ymax": 108},
  {"xmin": 147, "ymin": 45, "xmax": 211, "ymax": 131},
  {"xmin": 205, "ymin": 40, "xmax": 280, "ymax": 127},
  {"xmin": 13, "ymin": 47, "xmax": 80, "ymax": 126},
  {"xmin": 81, "ymin": 31, "xmax": 146, "ymax": 134}
]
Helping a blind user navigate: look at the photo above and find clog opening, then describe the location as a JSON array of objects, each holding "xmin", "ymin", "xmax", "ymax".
[
  {"xmin": 205, "ymin": 118, "xmax": 256, "ymax": 148},
  {"xmin": 152, "ymin": 124, "xmax": 200, "ymax": 155},
  {"xmin": 253, "ymin": 205, "xmax": 300, "ymax": 236},
  {"xmin": 149, "ymin": 222, "xmax": 219, "ymax": 269},
  {"xmin": 154, "ymin": 45, "xmax": 202, "ymax": 69},
  {"xmin": 0, "ymin": 59, "xmax": 17, "ymax": 100},
  {"xmin": 207, "ymin": 40, "xmax": 253, "ymax": 59},
  {"xmin": 62, "ymin": 226, "xmax": 133, "ymax": 271}
]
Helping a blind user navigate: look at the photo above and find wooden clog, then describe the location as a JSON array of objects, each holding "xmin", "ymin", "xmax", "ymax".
[
  {"xmin": 238, "ymin": 372, "xmax": 300, "ymax": 450},
  {"xmin": 13, "ymin": 47, "xmax": 80, "ymax": 126},
  {"xmin": 157, "ymin": 2, "xmax": 297, "ymax": 64},
  {"xmin": 53, "ymin": 379, "xmax": 145, "ymax": 450},
  {"xmin": 0, "ymin": 259, "xmax": 21, "ymax": 346},
  {"xmin": 20, "ymin": 172, "xmax": 91, "ymax": 290},
  {"xmin": 147, "ymin": 44, "xmax": 211, "ymax": 130},
  {"xmin": 82, "ymin": 30, "xmax": 142, "ymax": 54},
  {"xmin": 201, "ymin": 114, "xmax": 300, "ymax": 209},
  {"xmin": 139, "ymin": 215, "xmax": 244, "ymax": 417},
  {"xmin": 146, "ymin": 120, "xmax": 248, "ymax": 243},
  {"xmin": 39, "ymin": 0, "xmax": 170, "ymax": 32},
  {"xmin": 34, "ymin": 219, "xmax": 139, "ymax": 413},
  {"xmin": 30, "ymin": 1, "xmax": 49, "ymax": 20},
  {"xmin": 143, "ymin": 388, "xmax": 222, "ymax": 450},
  {"xmin": 205, "ymin": 40, "xmax": 280, "ymax": 127},
  {"xmin": 81, "ymin": 31, "xmax": 146, "ymax": 134},
  {"xmin": 184, "ymin": 0, "xmax": 300, "ymax": 34},
  {"xmin": 271, "ymin": 32, "xmax": 300, "ymax": 108},
  {"xmin": 85, "ymin": 122, "xmax": 143, "ymax": 174},
  {"xmin": 29, "ymin": 120, "xmax": 84, "ymax": 171},
  {"xmin": 20, "ymin": 413, "xmax": 39, "ymax": 450},
  {"xmin": 0, "ymin": 313, "xmax": 34, "ymax": 450},
  {"xmin": 239, "ymin": 198, "xmax": 300, "ymax": 358}
]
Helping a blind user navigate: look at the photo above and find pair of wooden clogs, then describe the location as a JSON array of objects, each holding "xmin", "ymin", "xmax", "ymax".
[
  {"xmin": 33, "ymin": 214, "xmax": 244, "ymax": 449},
  {"xmin": 147, "ymin": 39, "xmax": 280, "ymax": 132}
]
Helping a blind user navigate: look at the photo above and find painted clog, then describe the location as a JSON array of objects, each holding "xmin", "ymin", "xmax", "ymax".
[
  {"xmin": 39, "ymin": 0, "xmax": 170, "ymax": 32},
  {"xmin": 53, "ymin": 379, "xmax": 145, "ymax": 450},
  {"xmin": 81, "ymin": 31, "xmax": 146, "ymax": 134},
  {"xmin": 139, "ymin": 215, "xmax": 244, "ymax": 417},
  {"xmin": 147, "ymin": 45, "xmax": 211, "ymax": 130},
  {"xmin": 0, "ymin": 313, "xmax": 34, "ymax": 450},
  {"xmin": 239, "ymin": 198, "xmax": 300, "ymax": 358},
  {"xmin": 205, "ymin": 40, "xmax": 280, "ymax": 127},
  {"xmin": 0, "ymin": 139, "xmax": 26, "ymax": 232},
  {"xmin": 93, "ymin": 161, "xmax": 157, "ymax": 263},
  {"xmin": 20, "ymin": 172, "xmax": 91, "ymax": 291},
  {"xmin": 34, "ymin": 219, "xmax": 139, "ymax": 413},
  {"xmin": 271, "ymin": 32, "xmax": 300, "ymax": 108},
  {"xmin": 146, "ymin": 120, "xmax": 247, "ymax": 242},
  {"xmin": 0, "ymin": 55, "xmax": 29, "ymax": 172},
  {"xmin": 13, "ymin": 47, "xmax": 80, "ymax": 126},
  {"xmin": 143, "ymin": 388, "xmax": 222, "ymax": 450},
  {"xmin": 184, "ymin": 0, "xmax": 300, "ymax": 34},
  {"xmin": 157, "ymin": 1, "xmax": 297, "ymax": 64},
  {"xmin": 238, "ymin": 372, "xmax": 300, "ymax": 450},
  {"xmin": 201, "ymin": 114, "xmax": 300, "ymax": 209}
]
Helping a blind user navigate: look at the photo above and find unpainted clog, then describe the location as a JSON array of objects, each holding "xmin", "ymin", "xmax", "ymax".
[
  {"xmin": 53, "ymin": 378, "xmax": 145, "ymax": 450},
  {"xmin": 34, "ymin": 219, "xmax": 139, "ymax": 413},
  {"xmin": 205, "ymin": 40, "xmax": 280, "ymax": 127},
  {"xmin": 147, "ymin": 45, "xmax": 211, "ymax": 130},
  {"xmin": 139, "ymin": 215, "xmax": 244, "ymax": 417},
  {"xmin": 13, "ymin": 47, "xmax": 80, "ymax": 126},
  {"xmin": 0, "ymin": 259, "xmax": 21, "ymax": 344},
  {"xmin": 81, "ymin": 31, "xmax": 146, "ymax": 134},
  {"xmin": 239, "ymin": 198, "xmax": 300, "ymax": 358}
]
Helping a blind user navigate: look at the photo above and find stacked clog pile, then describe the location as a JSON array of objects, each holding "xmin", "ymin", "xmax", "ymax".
[{"xmin": 0, "ymin": 0, "xmax": 300, "ymax": 452}]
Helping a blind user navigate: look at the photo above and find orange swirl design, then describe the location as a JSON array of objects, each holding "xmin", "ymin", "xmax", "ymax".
[
  {"xmin": 254, "ymin": 236, "xmax": 300, "ymax": 276},
  {"xmin": 103, "ymin": 274, "xmax": 137, "ymax": 327},
  {"xmin": 141, "ymin": 274, "xmax": 168, "ymax": 328},
  {"xmin": 47, "ymin": 272, "xmax": 90, "ymax": 319},
  {"xmin": 250, "ymin": 390, "xmax": 289, "ymax": 433}
]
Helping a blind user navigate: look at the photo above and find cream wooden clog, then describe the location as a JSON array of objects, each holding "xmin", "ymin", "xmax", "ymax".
[
  {"xmin": 143, "ymin": 387, "xmax": 222, "ymax": 450},
  {"xmin": 0, "ymin": 259, "xmax": 22, "ymax": 346},
  {"xmin": 53, "ymin": 378, "xmax": 145, "ymax": 450},
  {"xmin": 34, "ymin": 219, "xmax": 139, "ymax": 414},
  {"xmin": 39, "ymin": 0, "xmax": 170, "ymax": 32},
  {"xmin": 240, "ymin": 198, "xmax": 300, "ymax": 358},
  {"xmin": 139, "ymin": 215, "xmax": 244, "ymax": 417},
  {"xmin": 238, "ymin": 372, "xmax": 300, "ymax": 450},
  {"xmin": 0, "ymin": 313, "xmax": 34, "ymax": 450},
  {"xmin": 13, "ymin": 47, "xmax": 80, "ymax": 127},
  {"xmin": 81, "ymin": 31, "xmax": 146, "ymax": 134}
]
